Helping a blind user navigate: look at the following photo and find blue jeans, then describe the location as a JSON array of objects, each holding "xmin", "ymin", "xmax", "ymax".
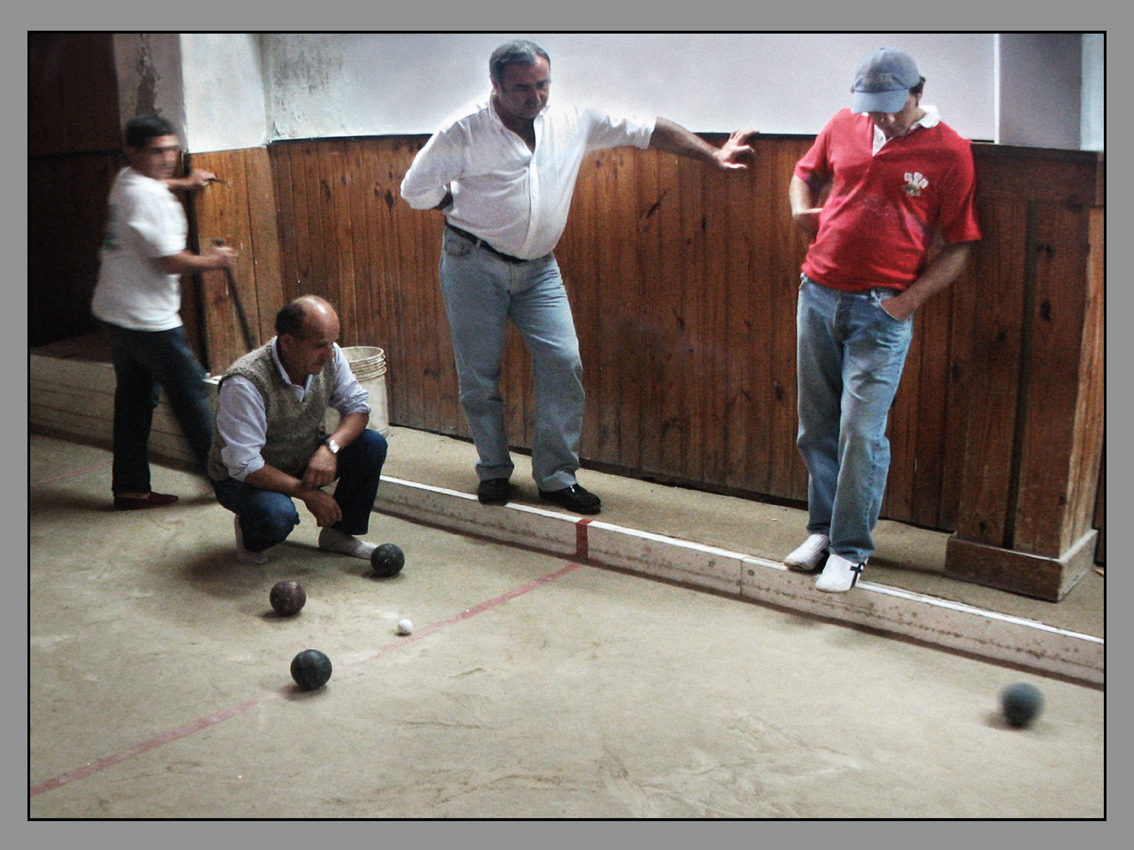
[
  {"xmin": 795, "ymin": 275, "xmax": 914, "ymax": 563},
  {"xmin": 99, "ymin": 321, "xmax": 214, "ymax": 494},
  {"xmin": 211, "ymin": 429, "xmax": 388, "ymax": 553},
  {"xmin": 439, "ymin": 227, "xmax": 584, "ymax": 490}
]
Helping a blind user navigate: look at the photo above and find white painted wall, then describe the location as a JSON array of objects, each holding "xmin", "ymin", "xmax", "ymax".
[
  {"xmin": 996, "ymin": 33, "xmax": 1083, "ymax": 149},
  {"xmin": 263, "ymin": 33, "xmax": 997, "ymax": 141},
  {"xmin": 112, "ymin": 32, "xmax": 1102, "ymax": 153},
  {"xmin": 180, "ymin": 34, "xmax": 268, "ymax": 152},
  {"xmin": 1081, "ymin": 33, "xmax": 1104, "ymax": 152}
]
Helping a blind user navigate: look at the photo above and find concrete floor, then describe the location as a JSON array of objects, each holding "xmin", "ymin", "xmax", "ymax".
[{"xmin": 28, "ymin": 431, "xmax": 1104, "ymax": 818}]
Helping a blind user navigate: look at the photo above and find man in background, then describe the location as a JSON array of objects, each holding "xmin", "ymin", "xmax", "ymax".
[
  {"xmin": 91, "ymin": 114, "xmax": 237, "ymax": 511},
  {"xmin": 785, "ymin": 48, "xmax": 981, "ymax": 592},
  {"xmin": 401, "ymin": 39, "xmax": 757, "ymax": 515}
]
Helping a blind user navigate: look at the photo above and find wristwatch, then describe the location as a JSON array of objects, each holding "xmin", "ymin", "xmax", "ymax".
[{"xmin": 322, "ymin": 437, "xmax": 341, "ymax": 455}]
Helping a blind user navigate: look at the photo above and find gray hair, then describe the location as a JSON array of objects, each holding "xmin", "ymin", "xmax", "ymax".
[{"xmin": 489, "ymin": 40, "xmax": 550, "ymax": 84}]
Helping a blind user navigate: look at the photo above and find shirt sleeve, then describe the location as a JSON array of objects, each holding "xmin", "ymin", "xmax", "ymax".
[
  {"xmin": 400, "ymin": 124, "xmax": 465, "ymax": 210},
  {"xmin": 937, "ymin": 142, "xmax": 982, "ymax": 245},
  {"xmin": 794, "ymin": 116, "xmax": 835, "ymax": 186},
  {"xmin": 583, "ymin": 106, "xmax": 656, "ymax": 152},
  {"xmin": 329, "ymin": 344, "xmax": 372, "ymax": 417},
  {"xmin": 123, "ymin": 180, "xmax": 186, "ymax": 259},
  {"xmin": 215, "ymin": 376, "xmax": 268, "ymax": 481}
]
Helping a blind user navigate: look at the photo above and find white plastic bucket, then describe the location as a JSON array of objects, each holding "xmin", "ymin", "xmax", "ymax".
[{"xmin": 323, "ymin": 346, "xmax": 390, "ymax": 435}]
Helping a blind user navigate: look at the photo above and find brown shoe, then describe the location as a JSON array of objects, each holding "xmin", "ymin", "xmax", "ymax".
[{"xmin": 113, "ymin": 492, "xmax": 180, "ymax": 511}]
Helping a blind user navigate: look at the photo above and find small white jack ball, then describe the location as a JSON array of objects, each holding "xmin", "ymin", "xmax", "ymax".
[{"xmin": 396, "ymin": 619, "xmax": 413, "ymax": 636}]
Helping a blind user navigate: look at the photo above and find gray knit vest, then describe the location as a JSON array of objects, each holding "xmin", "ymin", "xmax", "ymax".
[{"xmin": 208, "ymin": 342, "xmax": 337, "ymax": 482}]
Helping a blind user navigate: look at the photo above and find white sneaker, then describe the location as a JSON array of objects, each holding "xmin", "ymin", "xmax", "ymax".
[
  {"xmin": 318, "ymin": 527, "xmax": 377, "ymax": 560},
  {"xmin": 235, "ymin": 516, "xmax": 267, "ymax": 565},
  {"xmin": 815, "ymin": 553, "xmax": 865, "ymax": 593},
  {"xmin": 784, "ymin": 533, "xmax": 830, "ymax": 572}
]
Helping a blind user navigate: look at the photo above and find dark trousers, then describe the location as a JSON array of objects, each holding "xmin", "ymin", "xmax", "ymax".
[
  {"xmin": 211, "ymin": 429, "xmax": 388, "ymax": 553},
  {"xmin": 100, "ymin": 321, "xmax": 213, "ymax": 494}
]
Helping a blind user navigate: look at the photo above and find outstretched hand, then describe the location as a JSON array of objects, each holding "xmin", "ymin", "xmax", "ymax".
[{"xmin": 714, "ymin": 128, "xmax": 759, "ymax": 170}]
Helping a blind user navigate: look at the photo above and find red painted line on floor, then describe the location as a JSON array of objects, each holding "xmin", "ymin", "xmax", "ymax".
[
  {"xmin": 576, "ymin": 518, "xmax": 593, "ymax": 561},
  {"xmin": 29, "ymin": 561, "xmax": 584, "ymax": 800},
  {"xmin": 29, "ymin": 461, "xmax": 113, "ymax": 489}
]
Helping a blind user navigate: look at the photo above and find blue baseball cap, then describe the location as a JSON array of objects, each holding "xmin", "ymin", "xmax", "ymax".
[{"xmin": 850, "ymin": 48, "xmax": 921, "ymax": 114}]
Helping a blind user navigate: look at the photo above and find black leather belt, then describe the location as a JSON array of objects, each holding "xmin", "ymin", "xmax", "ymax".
[{"xmin": 445, "ymin": 222, "xmax": 543, "ymax": 265}]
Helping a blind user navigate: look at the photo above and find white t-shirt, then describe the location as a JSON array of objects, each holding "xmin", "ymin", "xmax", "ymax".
[
  {"xmin": 91, "ymin": 166, "xmax": 188, "ymax": 331},
  {"xmin": 400, "ymin": 96, "xmax": 655, "ymax": 260}
]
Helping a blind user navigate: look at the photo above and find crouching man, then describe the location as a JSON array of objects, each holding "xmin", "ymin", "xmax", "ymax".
[{"xmin": 209, "ymin": 295, "xmax": 388, "ymax": 565}]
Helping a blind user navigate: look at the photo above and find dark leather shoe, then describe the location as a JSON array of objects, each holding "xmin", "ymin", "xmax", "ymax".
[
  {"xmin": 538, "ymin": 484, "xmax": 601, "ymax": 514},
  {"xmin": 477, "ymin": 478, "xmax": 514, "ymax": 505},
  {"xmin": 113, "ymin": 492, "xmax": 179, "ymax": 511}
]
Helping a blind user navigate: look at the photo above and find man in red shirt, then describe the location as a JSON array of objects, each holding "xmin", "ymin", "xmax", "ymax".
[{"xmin": 785, "ymin": 48, "xmax": 981, "ymax": 592}]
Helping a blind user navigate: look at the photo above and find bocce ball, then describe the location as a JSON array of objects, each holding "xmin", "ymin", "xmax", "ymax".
[
  {"xmin": 269, "ymin": 580, "xmax": 306, "ymax": 617},
  {"xmin": 1001, "ymin": 682, "xmax": 1044, "ymax": 728},
  {"xmin": 371, "ymin": 543, "xmax": 406, "ymax": 578},
  {"xmin": 291, "ymin": 649, "xmax": 332, "ymax": 691}
]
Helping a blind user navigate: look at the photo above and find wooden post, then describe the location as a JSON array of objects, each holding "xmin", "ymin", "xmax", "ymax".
[{"xmin": 945, "ymin": 151, "xmax": 1105, "ymax": 601}]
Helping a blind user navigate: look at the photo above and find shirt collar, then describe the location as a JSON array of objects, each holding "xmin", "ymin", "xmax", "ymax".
[
  {"xmin": 871, "ymin": 104, "xmax": 941, "ymax": 154},
  {"xmin": 270, "ymin": 336, "xmax": 312, "ymax": 392}
]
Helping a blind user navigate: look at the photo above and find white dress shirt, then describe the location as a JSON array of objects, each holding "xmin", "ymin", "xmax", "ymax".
[
  {"xmin": 400, "ymin": 95, "xmax": 655, "ymax": 260},
  {"xmin": 215, "ymin": 339, "xmax": 371, "ymax": 481}
]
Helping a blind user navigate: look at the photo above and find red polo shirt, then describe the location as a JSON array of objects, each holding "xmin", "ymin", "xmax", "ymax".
[{"xmin": 795, "ymin": 108, "xmax": 981, "ymax": 292}]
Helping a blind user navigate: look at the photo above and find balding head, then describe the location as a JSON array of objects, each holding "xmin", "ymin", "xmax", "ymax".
[
  {"xmin": 275, "ymin": 295, "xmax": 341, "ymax": 384},
  {"xmin": 276, "ymin": 295, "xmax": 338, "ymax": 341}
]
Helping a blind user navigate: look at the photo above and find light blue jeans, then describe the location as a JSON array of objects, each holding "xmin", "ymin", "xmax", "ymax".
[
  {"xmin": 796, "ymin": 274, "xmax": 914, "ymax": 564},
  {"xmin": 439, "ymin": 227, "xmax": 584, "ymax": 490}
]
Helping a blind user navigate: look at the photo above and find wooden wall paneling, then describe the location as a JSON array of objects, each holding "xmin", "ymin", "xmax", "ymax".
[
  {"xmin": 345, "ymin": 140, "xmax": 381, "ymax": 351},
  {"xmin": 1012, "ymin": 202, "xmax": 1090, "ymax": 556},
  {"xmin": 297, "ymin": 143, "xmax": 326, "ymax": 302},
  {"xmin": 598, "ymin": 147, "xmax": 643, "ymax": 466},
  {"xmin": 561, "ymin": 154, "xmax": 600, "ymax": 462},
  {"xmin": 909, "ymin": 288, "xmax": 956, "ymax": 528},
  {"xmin": 418, "ymin": 192, "xmax": 453, "ymax": 436},
  {"xmin": 243, "ymin": 146, "xmax": 285, "ymax": 344},
  {"xmin": 633, "ymin": 149, "xmax": 666, "ymax": 477},
  {"xmin": 721, "ymin": 166, "xmax": 760, "ymax": 491},
  {"xmin": 29, "ymin": 33, "xmax": 121, "ymax": 157},
  {"xmin": 677, "ymin": 156, "xmax": 708, "ymax": 483},
  {"xmin": 768, "ymin": 142, "xmax": 811, "ymax": 503},
  {"xmin": 28, "ymin": 153, "xmax": 121, "ymax": 346},
  {"xmin": 653, "ymin": 151, "xmax": 689, "ymax": 478},
  {"xmin": 1064, "ymin": 206, "xmax": 1105, "ymax": 546},
  {"xmin": 951, "ymin": 198, "xmax": 1028, "ymax": 546},
  {"xmin": 363, "ymin": 139, "xmax": 406, "ymax": 426},
  {"xmin": 390, "ymin": 140, "xmax": 432, "ymax": 431},
  {"xmin": 324, "ymin": 142, "xmax": 355, "ymax": 342},
  {"xmin": 191, "ymin": 150, "xmax": 253, "ymax": 371},
  {"xmin": 881, "ymin": 305, "xmax": 923, "ymax": 522},
  {"xmin": 699, "ymin": 161, "xmax": 733, "ymax": 487},
  {"xmin": 937, "ymin": 257, "xmax": 980, "ymax": 531},
  {"xmin": 269, "ymin": 144, "xmax": 299, "ymax": 306},
  {"xmin": 605, "ymin": 146, "xmax": 645, "ymax": 468}
]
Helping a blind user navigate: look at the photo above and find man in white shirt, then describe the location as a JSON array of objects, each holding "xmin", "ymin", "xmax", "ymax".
[
  {"xmin": 91, "ymin": 115, "xmax": 237, "ymax": 511},
  {"xmin": 208, "ymin": 296, "xmax": 388, "ymax": 565},
  {"xmin": 401, "ymin": 39, "xmax": 756, "ymax": 513}
]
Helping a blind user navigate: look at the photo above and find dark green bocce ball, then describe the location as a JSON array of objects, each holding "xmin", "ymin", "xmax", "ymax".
[
  {"xmin": 1001, "ymin": 682, "xmax": 1044, "ymax": 728},
  {"xmin": 371, "ymin": 543, "xmax": 406, "ymax": 578},
  {"xmin": 291, "ymin": 649, "xmax": 332, "ymax": 691},
  {"xmin": 270, "ymin": 580, "xmax": 306, "ymax": 617}
]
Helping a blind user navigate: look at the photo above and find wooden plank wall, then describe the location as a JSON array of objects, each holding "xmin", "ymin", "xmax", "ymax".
[
  {"xmin": 207, "ymin": 134, "xmax": 1098, "ymax": 544},
  {"xmin": 75, "ymin": 135, "xmax": 1101, "ymax": 549}
]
